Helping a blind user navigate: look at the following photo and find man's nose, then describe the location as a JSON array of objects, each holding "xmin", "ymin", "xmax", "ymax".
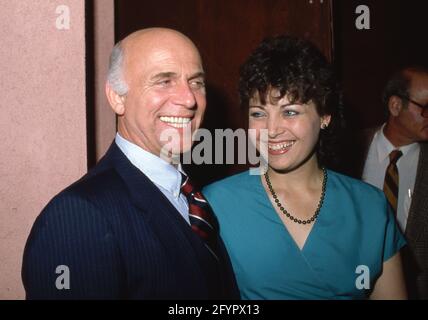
[{"xmin": 173, "ymin": 82, "xmax": 196, "ymax": 108}]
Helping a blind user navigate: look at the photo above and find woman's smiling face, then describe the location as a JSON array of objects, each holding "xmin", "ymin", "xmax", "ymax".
[{"xmin": 248, "ymin": 89, "xmax": 330, "ymax": 172}]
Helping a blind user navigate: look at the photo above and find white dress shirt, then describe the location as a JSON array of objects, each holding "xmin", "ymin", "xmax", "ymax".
[
  {"xmin": 362, "ymin": 124, "xmax": 420, "ymax": 232},
  {"xmin": 115, "ymin": 133, "xmax": 190, "ymax": 224}
]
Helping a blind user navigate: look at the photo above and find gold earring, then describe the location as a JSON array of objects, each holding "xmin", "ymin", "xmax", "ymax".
[{"xmin": 321, "ymin": 123, "xmax": 328, "ymax": 129}]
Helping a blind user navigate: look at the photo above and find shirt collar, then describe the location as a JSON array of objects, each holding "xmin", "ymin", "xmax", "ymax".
[
  {"xmin": 375, "ymin": 124, "xmax": 419, "ymax": 162},
  {"xmin": 114, "ymin": 133, "xmax": 184, "ymax": 196}
]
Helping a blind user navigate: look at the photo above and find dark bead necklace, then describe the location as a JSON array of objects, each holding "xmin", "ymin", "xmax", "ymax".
[{"xmin": 264, "ymin": 168, "xmax": 327, "ymax": 225}]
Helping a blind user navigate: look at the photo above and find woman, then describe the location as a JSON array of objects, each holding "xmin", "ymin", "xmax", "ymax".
[{"xmin": 203, "ymin": 36, "xmax": 407, "ymax": 299}]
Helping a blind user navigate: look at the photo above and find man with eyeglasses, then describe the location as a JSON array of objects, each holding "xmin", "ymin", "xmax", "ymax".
[{"xmin": 361, "ymin": 66, "xmax": 428, "ymax": 299}]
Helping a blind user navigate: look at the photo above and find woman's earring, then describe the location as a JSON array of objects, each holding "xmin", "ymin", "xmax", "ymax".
[{"xmin": 321, "ymin": 123, "xmax": 328, "ymax": 130}]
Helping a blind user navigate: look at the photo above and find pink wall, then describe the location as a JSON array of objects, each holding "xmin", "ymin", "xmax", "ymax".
[
  {"xmin": 0, "ymin": 0, "xmax": 115, "ymax": 299},
  {"xmin": 94, "ymin": 0, "xmax": 116, "ymax": 160}
]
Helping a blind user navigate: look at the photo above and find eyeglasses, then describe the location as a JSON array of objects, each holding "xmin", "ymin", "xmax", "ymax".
[{"xmin": 396, "ymin": 94, "xmax": 428, "ymax": 118}]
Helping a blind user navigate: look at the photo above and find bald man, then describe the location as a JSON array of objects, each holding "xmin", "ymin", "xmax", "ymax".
[{"xmin": 22, "ymin": 28, "xmax": 239, "ymax": 299}]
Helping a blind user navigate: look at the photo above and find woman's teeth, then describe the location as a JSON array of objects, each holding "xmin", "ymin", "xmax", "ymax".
[
  {"xmin": 268, "ymin": 141, "xmax": 295, "ymax": 151},
  {"xmin": 160, "ymin": 116, "xmax": 191, "ymax": 128}
]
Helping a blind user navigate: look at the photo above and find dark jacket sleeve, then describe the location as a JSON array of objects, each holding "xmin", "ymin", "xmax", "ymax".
[{"xmin": 22, "ymin": 192, "xmax": 125, "ymax": 299}]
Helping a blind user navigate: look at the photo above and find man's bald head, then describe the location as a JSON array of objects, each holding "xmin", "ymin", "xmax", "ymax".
[
  {"xmin": 107, "ymin": 28, "xmax": 201, "ymax": 96},
  {"xmin": 121, "ymin": 28, "xmax": 197, "ymax": 51}
]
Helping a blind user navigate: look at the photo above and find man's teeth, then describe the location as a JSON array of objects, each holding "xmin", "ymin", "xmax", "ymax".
[
  {"xmin": 160, "ymin": 116, "xmax": 191, "ymax": 128},
  {"xmin": 268, "ymin": 141, "xmax": 295, "ymax": 151}
]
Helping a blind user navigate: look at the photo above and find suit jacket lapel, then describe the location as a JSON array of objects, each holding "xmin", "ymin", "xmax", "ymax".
[
  {"xmin": 104, "ymin": 142, "xmax": 219, "ymax": 275},
  {"xmin": 406, "ymin": 143, "xmax": 428, "ymax": 241}
]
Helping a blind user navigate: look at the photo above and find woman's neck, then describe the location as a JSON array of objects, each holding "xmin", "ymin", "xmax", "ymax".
[{"xmin": 266, "ymin": 158, "xmax": 323, "ymax": 192}]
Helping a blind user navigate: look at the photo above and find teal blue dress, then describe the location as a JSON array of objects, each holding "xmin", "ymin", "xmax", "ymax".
[{"xmin": 203, "ymin": 170, "xmax": 406, "ymax": 300}]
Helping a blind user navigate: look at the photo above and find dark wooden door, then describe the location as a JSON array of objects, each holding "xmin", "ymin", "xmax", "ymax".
[{"xmin": 115, "ymin": 0, "xmax": 333, "ymax": 185}]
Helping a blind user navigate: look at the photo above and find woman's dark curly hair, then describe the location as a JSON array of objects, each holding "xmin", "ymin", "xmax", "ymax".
[{"xmin": 239, "ymin": 35, "xmax": 344, "ymax": 168}]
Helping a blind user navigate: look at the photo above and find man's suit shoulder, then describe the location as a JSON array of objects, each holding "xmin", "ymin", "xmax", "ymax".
[
  {"xmin": 67, "ymin": 166, "xmax": 128, "ymax": 202},
  {"xmin": 40, "ymin": 166, "xmax": 130, "ymax": 224},
  {"xmin": 23, "ymin": 166, "xmax": 130, "ymax": 299}
]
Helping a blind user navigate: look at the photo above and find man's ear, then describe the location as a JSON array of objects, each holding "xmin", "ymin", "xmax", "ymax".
[
  {"xmin": 388, "ymin": 96, "xmax": 403, "ymax": 117},
  {"xmin": 105, "ymin": 83, "xmax": 126, "ymax": 115}
]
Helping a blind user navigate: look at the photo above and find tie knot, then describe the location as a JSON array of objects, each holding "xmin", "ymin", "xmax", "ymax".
[{"xmin": 389, "ymin": 149, "xmax": 403, "ymax": 164}]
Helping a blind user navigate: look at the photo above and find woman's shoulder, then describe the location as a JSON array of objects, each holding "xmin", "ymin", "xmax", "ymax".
[
  {"xmin": 327, "ymin": 169, "xmax": 387, "ymax": 207},
  {"xmin": 202, "ymin": 170, "xmax": 257, "ymax": 198},
  {"xmin": 326, "ymin": 170, "xmax": 396, "ymax": 248}
]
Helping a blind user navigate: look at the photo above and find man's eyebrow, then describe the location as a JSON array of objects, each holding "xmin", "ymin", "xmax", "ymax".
[
  {"xmin": 189, "ymin": 71, "xmax": 205, "ymax": 79},
  {"xmin": 150, "ymin": 72, "xmax": 177, "ymax": 81},
  {"xmin": 150, "ymin": 71, "xmax": 205, "ymax": 81}
]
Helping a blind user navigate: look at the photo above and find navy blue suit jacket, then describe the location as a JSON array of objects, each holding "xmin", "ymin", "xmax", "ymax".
[{"xmin": 22, "ymin": 142, "xmax": 239, "ymax": 299}]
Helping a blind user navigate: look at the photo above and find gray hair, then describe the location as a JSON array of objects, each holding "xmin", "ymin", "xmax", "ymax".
[{"xmin": 107, "ymin": 41, "xmax": 129, "ymax": 95}]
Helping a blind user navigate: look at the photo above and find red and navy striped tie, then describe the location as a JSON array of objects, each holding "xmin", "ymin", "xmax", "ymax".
[{"xmin": 181, "ymin": 174, "xmax": 220, "ymax": 260}]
